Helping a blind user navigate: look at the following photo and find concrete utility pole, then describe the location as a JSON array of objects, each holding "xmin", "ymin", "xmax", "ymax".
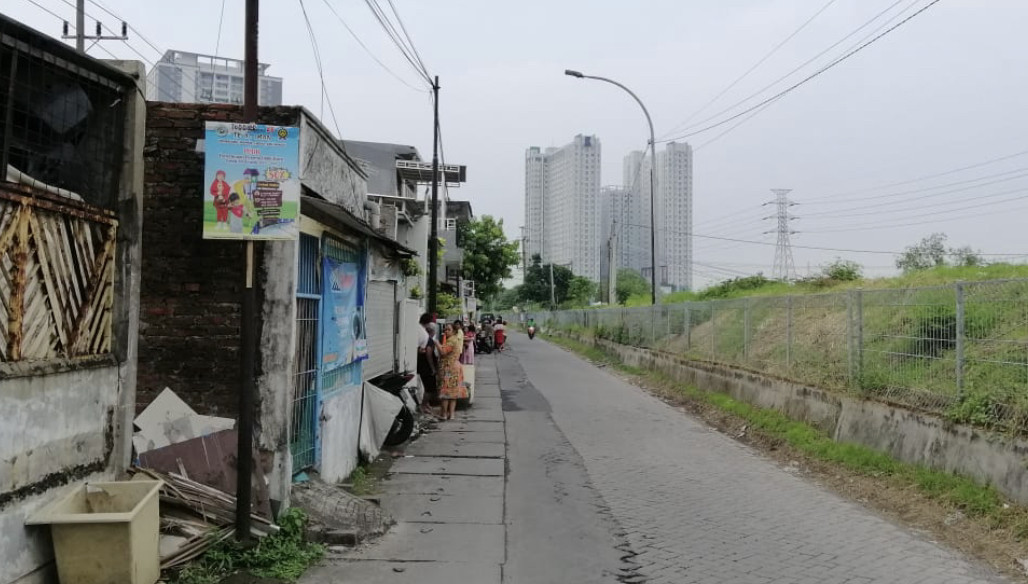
[
  {"xmin": 428, "ymin": 77, "xmax": 441, "ymax": 316},
  {"xmin": 564, "ymin": 69, "xmax": 658, "ymax": 305},
  {"xmin": 549, "ymin": 263, "xmax": 556, "ymax": 309},
  {"xmin": 63, "ymin": 0, "xmax": 128, "ymax": 53},
  {"xmin": 236, "ymin": 0, "xmax": 260, "ymax": 542},
  {"xmin": 763, "ymin": 189, "xmax": 798, "ymax": 281}
]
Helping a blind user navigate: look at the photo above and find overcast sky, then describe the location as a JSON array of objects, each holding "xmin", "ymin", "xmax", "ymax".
[{"xmin": 8, "ymin": 0, "xmax": 1028, "ymax": 287}]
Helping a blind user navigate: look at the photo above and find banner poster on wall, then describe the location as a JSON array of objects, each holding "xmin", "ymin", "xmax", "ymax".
[
  {"xmin": 322, "ymin": 256, "xmax": 369, "ymax": 371},
  {"xmin": 203, "ymin": 121, "xmax": 300, "ymax": 240}
]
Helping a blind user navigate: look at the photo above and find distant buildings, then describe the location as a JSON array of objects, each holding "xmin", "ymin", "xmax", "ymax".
[
  {"xmin": 524, "ymin": 136, "xmax": 692, "ymax": 293},
  {"xmin": 616, "ymin": 142, "xmax": 694, "ymax": 291},
  {"xmin": 146, "ymin": 50, "xmax": 283, "ymax": 106},
  {"xmin": 523, "ymin": 135, "xmax": 602, "ymax": 282}
]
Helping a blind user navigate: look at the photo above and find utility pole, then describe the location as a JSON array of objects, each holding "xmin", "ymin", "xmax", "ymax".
[
  {"xmin": 76, "ymin": 0, "xmax": 84, "ymax": 52},
  {"xmin": 763, "ymin": 189, "xmax": 798, "ymax": 281},
  {"xmin": 549, "ymin": 263, "xmax": 556, "ymax": 309},
  {"xmin": 63, "ymin": 0, "xmax": 128, "ymax": 53},
  {"xmin": 427, "ymin": 77, "xmax": 441, "ymax": 316},
  {"xmin": 235, "ymin": 0, "xmax": 260, "ymax": 543}
]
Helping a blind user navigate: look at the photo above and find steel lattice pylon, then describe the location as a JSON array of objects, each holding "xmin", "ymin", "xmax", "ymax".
[{"xmin": 763, "ymin": 189, "xmax": 797, "ymax": 281}]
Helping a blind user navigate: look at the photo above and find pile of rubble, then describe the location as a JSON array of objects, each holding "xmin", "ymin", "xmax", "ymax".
[{"xmin": 131, "ymin": 388, "xmax": 275, "ymax": 569}]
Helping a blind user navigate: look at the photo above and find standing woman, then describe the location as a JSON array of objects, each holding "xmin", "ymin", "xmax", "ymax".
[{"xmin": 438, "ymin": 323, "xmax": 468, "ymax": 420}]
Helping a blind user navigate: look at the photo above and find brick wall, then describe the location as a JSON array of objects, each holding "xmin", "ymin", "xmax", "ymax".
[{"xmin": 139, "ymin": 102, "xmax": 300, "ymax": 416}]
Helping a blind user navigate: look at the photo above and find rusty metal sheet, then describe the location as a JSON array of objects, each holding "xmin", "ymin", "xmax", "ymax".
[{"xmin": 138, "ymin": 429, "xmax": 273, "ymax": 519}]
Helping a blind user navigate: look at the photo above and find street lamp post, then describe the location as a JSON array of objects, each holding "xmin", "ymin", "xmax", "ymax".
[{"xmin": 565, "ymin": 69, "xmax": 658, "ymax": 306}]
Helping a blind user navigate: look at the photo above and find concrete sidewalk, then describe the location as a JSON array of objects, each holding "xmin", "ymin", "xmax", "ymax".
[{"xmin": 300, "ymin": 358, "xmax": 506, "ymax": 584}]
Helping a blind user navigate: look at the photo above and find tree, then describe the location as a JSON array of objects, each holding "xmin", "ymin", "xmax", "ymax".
[
  {"xmin": 896, "ymin": 233, "xmax": 947, "ymax": 272},
  {"xmin": 563, "ymin": 276, "xmax": 597, "ymax": 308},
  {"xmin": 820, "ymin": 258, "xmax": 862, "ymax": 281},
  {"xmin": 521, "ymin": 254, "xmax": 575, "ymax": 307},
  {"xmin": 493, "ymin": 286, "xmax": 521, "ymax": 310},
  {"xmin": 615, "ymin": 269, "xmax": 649, "ymax": 305},
  {"xmin": 896, "ymin": 233, "xmax": 985, "ymax": 273},
  {"xmin": 459, "ymin": 216, "xmax": 521, "ymax": 302},
  {"xmin": 950, "ymin": 245, "xmax": 984, "ymax": 267}
]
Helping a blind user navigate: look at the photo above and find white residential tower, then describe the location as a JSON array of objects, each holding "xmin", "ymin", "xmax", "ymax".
[{"xmin": 523, "ymin": 135, "xmax": 602, "ymax": 282}]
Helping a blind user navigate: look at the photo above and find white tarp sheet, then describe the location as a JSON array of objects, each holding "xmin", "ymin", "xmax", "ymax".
[{"xmin": 359, "ymin": 381, "xmax": 403, "ymax": 461}]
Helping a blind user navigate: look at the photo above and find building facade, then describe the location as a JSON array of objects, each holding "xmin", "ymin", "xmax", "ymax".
[
  {"xmin": 620, "ymin": 142, "xmax": 693, "ymax": 291},
  {"xmin": 146, "ymin": 50, "xmax": 283, "ymax": 106},
  {"xmin": 657, "ymin": 141, "xmax": 693, "ymax": 291},
  {"xmin": 523, "ymin": 135, "xmax": 602, "ymax": 282}
]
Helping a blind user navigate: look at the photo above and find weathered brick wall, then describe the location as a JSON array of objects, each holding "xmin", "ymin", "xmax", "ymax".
[{"xmin": 139, "ymin": 102, "xmax": 299, "ymax": 416}]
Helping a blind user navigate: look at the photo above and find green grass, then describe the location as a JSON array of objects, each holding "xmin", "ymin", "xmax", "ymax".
[
  {"xmin": 346, "ymin": 465, "xmax": 377, "ymax": 496},
  {"xmin": 172, "ymin": 508, "xmax": 324, "ymax": 584},
  {"xmin": 662, "ymin": 264, "xmax": 1028, "ymax": 304},
  {"xmin": 549, "ymin": 333, "xmax": 1012, "ymax": 522}
]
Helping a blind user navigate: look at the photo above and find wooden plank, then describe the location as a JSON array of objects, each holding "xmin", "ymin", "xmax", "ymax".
[
  {"xmin": 73, "ymin": 220, "xmax": 92, "ymax": 283},
  {"xmin": 0, "ymin": 205, "xmax": 24, "ymax": 265},
  {"xmin": 55, "ymin": 217, "xmax": 85, "ymax": 313},
  {"xmin": 7, "ymin": 209, "xmax": 29, "ymax": 360},
  {"xmin": 69, "ymin": 231, "xmax": 115, "ymax": 356},
  {"xmin": 28, "ymin": 212, "xmax": 70, "ymax": 352},
  {"xmin": 43, "ymin": 217, "xmax": 79, "ymax": 326}
]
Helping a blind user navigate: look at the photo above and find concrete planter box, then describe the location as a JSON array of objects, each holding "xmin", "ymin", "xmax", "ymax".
[{"xmin": 27, "ymin": 480, "xmax": 162, "ymax": 584}]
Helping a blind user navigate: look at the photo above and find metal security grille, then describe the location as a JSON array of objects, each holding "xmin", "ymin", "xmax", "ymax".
[
  {"xmin": 0, "ymin": 15, "xmax": 129, "ymax": 211},
  {"xmin": 291, "ymin": 234, "xmax": 320, "ymax": 474}
]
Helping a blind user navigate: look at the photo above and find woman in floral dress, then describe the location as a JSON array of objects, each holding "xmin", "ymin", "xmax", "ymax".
[{"xmin": 438, "ymin": 322, "xmax": 467, "ymax": 420}]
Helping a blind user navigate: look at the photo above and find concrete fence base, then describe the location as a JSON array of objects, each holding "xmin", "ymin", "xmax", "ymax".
[{"xmin": 569, "ymin": 333, "xmax": 1028, "ymax": 505}]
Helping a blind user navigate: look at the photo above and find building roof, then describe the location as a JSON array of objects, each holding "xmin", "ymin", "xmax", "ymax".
[
  {"xmin": 341, "ymin": 140, "xmax": 422, "ymax": 198},
  {"xmin": 301, "ymin": 194, "xmax": 416, "ymax": 256}
]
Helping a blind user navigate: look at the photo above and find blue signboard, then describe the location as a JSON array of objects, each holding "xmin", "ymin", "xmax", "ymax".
[{"xmin": 321, "ymin": 256, "xmax": 368, "ymax": 371}]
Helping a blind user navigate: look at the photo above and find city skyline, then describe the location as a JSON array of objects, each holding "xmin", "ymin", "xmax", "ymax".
[{"xmin": 529, "ymin": 136, "xmax": 694, "ymax": 293}]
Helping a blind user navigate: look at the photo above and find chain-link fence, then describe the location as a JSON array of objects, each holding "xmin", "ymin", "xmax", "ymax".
[{"xmin": 528, "ymin": 278, "xmax": 1028, "ymax": 430}]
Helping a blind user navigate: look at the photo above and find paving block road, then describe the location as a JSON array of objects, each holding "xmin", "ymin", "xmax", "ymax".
[
  {"xmin": 304, "ymin": 333, "xmax": 1007, "ymax": 584},
  {"xmin": 504, "ymin": 333, "xmax": 1005, "ymax": 584}
]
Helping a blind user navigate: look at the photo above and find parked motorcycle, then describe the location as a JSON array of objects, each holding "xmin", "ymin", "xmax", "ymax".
[
  {"xmin": 475, "ymin": 331, "xmax": 494, "ymax": 354},
  {"xmin": 527, "ymin": 325, "xmax": 536, "ymax": 339},
  {"xmin": 369, "ymin": 371, "xmax": 420, "ymax": 446}
]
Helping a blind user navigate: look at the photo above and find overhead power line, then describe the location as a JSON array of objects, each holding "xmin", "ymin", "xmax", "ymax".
[
  {"xmin": 320, "ymin": 0, "xmax": 427, "ymax": 91},
  {"xmin": 361, "ymin": 0, "xmax": 432, "ymax": 84},
  {"xmin": 621, "ymin": 221, "xmax": 1023, "ymax": 257},
  {"xmin": 803, "ymin": 173, "xmax": 1028, "ymax": 218},
  {"xmin": 298, "ymin": 0, "xmax": 344, "ymax": 139},
  {"xmin": 662, "ymin": 0, "xmax": 839, "ymax": 138},
  {"xmin": 664, "ymin": 0, "xmax": 911, "ymax": 139},
  {"xmin": 659, "ymin": 0, "xmax": 942, "ymax": 143},
  {"xmin": 804, "ymin": 148, "xmax": 1028, "ymax": 202}
]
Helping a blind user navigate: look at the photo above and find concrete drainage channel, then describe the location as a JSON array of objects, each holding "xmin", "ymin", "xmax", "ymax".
[{"xmin": 299, "ymin": 360, "xmax": 507, "ymax": 584}]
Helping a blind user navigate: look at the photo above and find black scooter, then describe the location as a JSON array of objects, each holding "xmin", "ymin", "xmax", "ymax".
[
  {"xmin": 527, "ymin": 325, "xmax": 536, "ymax": 339},
  {"xmin": 369, "ymin": 371, "xmax": 420, "ymax": 446}
]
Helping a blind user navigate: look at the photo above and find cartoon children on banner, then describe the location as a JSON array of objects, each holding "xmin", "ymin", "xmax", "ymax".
[{"xmin": 209, "ymin": 170, "xmax": 231, "ymax": 231}]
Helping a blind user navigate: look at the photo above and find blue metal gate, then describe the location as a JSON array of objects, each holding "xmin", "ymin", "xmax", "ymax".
[{"xmin": 291, "ymin": 233, "xmax": 321, "ymax": 474}]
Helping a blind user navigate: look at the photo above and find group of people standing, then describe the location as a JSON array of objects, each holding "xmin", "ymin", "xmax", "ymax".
[{"xmin": 416, "ymin": 313, "xmax": 475, "ymax": 421}]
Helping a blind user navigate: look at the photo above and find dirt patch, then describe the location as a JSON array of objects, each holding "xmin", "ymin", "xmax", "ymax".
[{"xmin": 586, "ymin": 355, "xmax": 1028, "ymax": 582}]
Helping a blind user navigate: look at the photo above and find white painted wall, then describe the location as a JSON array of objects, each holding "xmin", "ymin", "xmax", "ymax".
[{"xmin": 0, "ymin": 366, "xmax": 121, "ymax": 584}]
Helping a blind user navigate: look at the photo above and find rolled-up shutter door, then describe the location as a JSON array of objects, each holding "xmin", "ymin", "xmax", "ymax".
[{"xmin": 365, "ymin": 281, "xmax": 397, "ymax": 378}]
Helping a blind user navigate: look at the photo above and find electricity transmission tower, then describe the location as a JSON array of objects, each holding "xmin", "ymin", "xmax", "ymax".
[{"xmin": 763, "ymin": 189, "xmax": 798, "ymax": 281}]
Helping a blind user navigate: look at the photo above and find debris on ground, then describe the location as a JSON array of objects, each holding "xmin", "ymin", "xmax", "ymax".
[
  {"xmin": 133, "ymin": 387, "xmax": 234, "ymax": 454},
  {"xmin": 130, "ymin": 467, "xmax": 277, "ymax": 570},
  {"xmin": 291, "ymin": 473, "xmax": 392, "ymax": 546}
]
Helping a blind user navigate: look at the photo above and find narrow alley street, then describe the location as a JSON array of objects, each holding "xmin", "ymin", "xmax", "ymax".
[{"xmin": 304, "ymin": 333, "xmax": 1006, "ymax": 584}]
